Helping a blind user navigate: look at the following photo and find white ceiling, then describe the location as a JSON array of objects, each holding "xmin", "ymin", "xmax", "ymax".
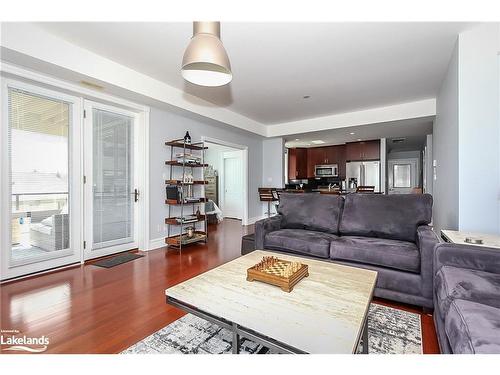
[
  {"xmin": 36, "ymin": 22, "xmax": 472, "ymax": 126},
  {"xmin": 284, "ymin": 117, "xmax": 433, "ymax": 148}
]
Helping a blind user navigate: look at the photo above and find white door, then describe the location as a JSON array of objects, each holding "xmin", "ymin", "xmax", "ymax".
[
  {"xmin": 83, "ymin": 101, "xmax": 139, "ymax": 260},
  {"xmin": 222, "ymin": 151, "xmax": 243, "ymax": 219},
  {"xmin": 388, "ymin": 158, "xmax": 419, "ymax": 194},
  {"xmin": 363, "ymin": 161, "xmax": 381, "ymax": 192},
  {"xmin": 1, "ymin": 80, "xmax": 83, "ymax": 280}
]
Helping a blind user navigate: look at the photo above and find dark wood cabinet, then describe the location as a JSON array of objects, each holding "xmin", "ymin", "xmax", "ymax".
[
  {"xmin": 288, "ymin": 148, "xmax": 308, "ymax": 179},
  {"xmin": 345, "ymin": 142, "xmax": 362, "ymax": 161},
  {"xmin": 325, "ymin": 147, "xmax": 337, "ymax": 165},
  {"xmin": 304, "ymin": 145, "xmax": 346, "ymax": 178},
  {"xmin": 289, "ymin": 144, "xmax": 350, "ymax": 180},
  {"xmin": 336, "ymin": 144, "xmax": 346, "ymax": 179},
  {"xmin": 345, "ymin": 140, "xmax": 380, "ymax": 161},
  {"xmin": 306, "ymin": 147, "xmax": 324, "ymax": 178},
  {"xmin": 362, "ymin": 140, "xmax": 380, "ymax": 160}
]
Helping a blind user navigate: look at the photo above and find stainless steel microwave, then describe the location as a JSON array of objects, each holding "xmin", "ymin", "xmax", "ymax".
[{"xmin": 315, "ymin": 164, "xmax": 338, "ymax": 177}]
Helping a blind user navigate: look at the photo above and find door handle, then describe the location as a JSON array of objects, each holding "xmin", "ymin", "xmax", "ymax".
[{"xmin": 132, "ymin": 188, "xmax": 139, "ymax": 202}]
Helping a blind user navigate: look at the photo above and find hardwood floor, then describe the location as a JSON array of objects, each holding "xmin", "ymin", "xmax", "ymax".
[{"xmin": 0, "ymin": 219, "xmax": 439, "ymax": 354}]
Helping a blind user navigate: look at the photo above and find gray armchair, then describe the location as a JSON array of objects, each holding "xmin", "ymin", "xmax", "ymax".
[{"xmin": 433, "ymin": 243, "xmax": 500, "ymax": 353}]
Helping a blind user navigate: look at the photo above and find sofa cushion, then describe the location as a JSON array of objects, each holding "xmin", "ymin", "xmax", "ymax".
[
  {"xmin": 339, "ymin": 194, "xmax": 432, "ymax": 242},
  {"xmin": 445, "ymin": 299, "xmax": 500, "ymax": 354},
  {"xmin": 330, "ymin": 236, "xmax": 420, "ymax": 273},
  {"xmin": 435, "ymin": 265, "xmax": 500, "ymax": 317},
  {"xmin": 264, "ymin": 229, "xmax": 338, "ymax": 258},
  {"xmin": 277, "ymin": 193, "xmax": 344, "ymax": 234}
]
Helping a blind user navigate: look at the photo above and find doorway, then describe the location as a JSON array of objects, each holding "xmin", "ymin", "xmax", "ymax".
[
  {"xmin": 83, "ymin": 101, "xmax": 140, "ymax": 260},
  {"xmin": 1, "ymin": 80, "xmax": 82, "ymax": 279},
  {"xmin": 203, "ymin": 138, "xmax": 248, "ymax": 224},
  {"xmin": 388, "ymin": 158, "xmax": 419, "ymax": 194},
  {"xmin": 1, "ymin": 78, "xmax": 148, "ymax": 281},
  {"xmin": 222, "ymin": 151, "xmax": 244, "ymax": 219}
]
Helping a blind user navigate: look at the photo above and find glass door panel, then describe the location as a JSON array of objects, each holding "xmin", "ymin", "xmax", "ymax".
[
  {"xmin": 9, "ymin": 88, "xmax": 70, "ymax": 263},
  {"xmin": 93, "ymin": 109, "xmax": 133, "ymax": 249},
  {"xmin": 84, "ymin": 102, "xmax": 137, "ymax": 259},
  {"xmin": 1, "ymin": 81, "xmax": 82, "ymax": 280}
]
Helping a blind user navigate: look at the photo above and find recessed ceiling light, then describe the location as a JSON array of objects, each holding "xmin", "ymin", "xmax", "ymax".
[
  {"xmin": 357, "ymin": 138, "xmax": 362, "ymax": 141},
  {"xmin": 350, "ymin": 132, "xmax": 355, "ymax": 135},
  {"xmin": 303, "ymin": 95, "xmax": 310, "ymax": 99},
  {"xmin": 295, "ymin": 139, "xmax": 300, "ymax": 141},
  {"xmin": 311, "ymin": 140, "xmax": 325, "ymax": 144}
]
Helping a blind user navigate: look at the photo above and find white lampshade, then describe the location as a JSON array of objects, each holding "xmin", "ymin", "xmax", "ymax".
[{"xmin": 181, "ymin": 22, "xmax": 232, "ymax": 87}]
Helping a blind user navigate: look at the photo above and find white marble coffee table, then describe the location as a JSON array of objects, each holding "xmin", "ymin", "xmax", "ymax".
[{"xmin": 165, "ymin": 250, "xmax": 377, "ymax": 354}]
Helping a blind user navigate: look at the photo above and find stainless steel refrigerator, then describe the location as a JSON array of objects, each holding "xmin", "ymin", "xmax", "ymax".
[{"xmin": 346, "ymin": 161, "xmax": 381, "ymax": 192}]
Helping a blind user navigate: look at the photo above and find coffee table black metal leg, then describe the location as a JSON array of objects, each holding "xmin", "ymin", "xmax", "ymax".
[
  {"xmin": 232, "ymin": 323, "xmax": 240, "ymax": 354},
  {"xmin": 361, "ymin": 319, "xmax": 369, "ymax": 354}
]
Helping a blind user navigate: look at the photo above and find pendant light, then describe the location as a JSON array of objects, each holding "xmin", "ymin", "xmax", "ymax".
[{"xmin": 181, "ymin": 21, "xmax": 232, "ymax": 87}]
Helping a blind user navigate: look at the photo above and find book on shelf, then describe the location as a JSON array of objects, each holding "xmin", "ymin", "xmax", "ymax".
[
  {"xmin": 175, "ymin": 152, "xmax": 201, "ymax": 164},
  {"xmin": 175, "ymin": 215, "xmax": 200, "ymax": 224}
]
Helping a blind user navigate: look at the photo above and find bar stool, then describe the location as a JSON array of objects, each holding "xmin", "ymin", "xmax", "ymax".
[{"xmin": 258, "ymin": 188, "xmax": 279, "ymax": 217}]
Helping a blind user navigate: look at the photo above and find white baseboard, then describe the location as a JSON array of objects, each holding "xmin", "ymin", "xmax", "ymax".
[{"xmin": 148, "ymin": 237, "xmax": 166, "ymax": 251}]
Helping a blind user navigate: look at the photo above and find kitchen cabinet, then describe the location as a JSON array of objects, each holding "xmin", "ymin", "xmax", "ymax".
[
  {"xmin": 345, "ymin": 140, "xmax": 380, "ymax": 161},
  {"xmin": 336, "ymin": 144, "xmax": 346, "ymax": 179},
  {"xmin": 325, "ymin": 147, "xmax": 337, "ymax": 165},
  {"xmin": 306, "ymin": 147, "xmax": 324, "ymax": 177},
  {"xmin": 305, "ymin": 145, "xmax": 346, "ymax": 178},
  {"xmin": 288, "ymin": 148, "xmax": 307, "ymax": 179}
]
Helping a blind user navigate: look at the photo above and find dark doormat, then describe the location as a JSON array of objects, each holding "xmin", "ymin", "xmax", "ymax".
[{"xmin": 91, "ymin": 252, "xmax": 144, "ymax": 268}]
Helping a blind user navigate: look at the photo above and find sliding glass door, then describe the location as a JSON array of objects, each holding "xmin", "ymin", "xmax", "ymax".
[
  {"xmin": 83, "ymin": 101, "xmax": 138, "ymax": 260},
  {"xmin": 1, "ymin": 81, "xmax": 82, "ymax": 280}
]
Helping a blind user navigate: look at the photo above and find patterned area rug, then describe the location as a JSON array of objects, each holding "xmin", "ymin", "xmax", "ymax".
[{"xmin": 122, "ymin": 303, "xmax": 422, "ymax": 354}]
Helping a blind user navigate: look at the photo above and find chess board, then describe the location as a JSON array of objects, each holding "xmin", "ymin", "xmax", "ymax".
[{"xmin": 247, "ymin": 256, "xmax": 309, "ymax": 292}]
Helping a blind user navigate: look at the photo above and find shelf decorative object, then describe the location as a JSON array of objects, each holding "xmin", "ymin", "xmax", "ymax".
[
  {"xmin": 183, "ymin": 131, "xmax": 192, "ymax": 144},
  {"xmin": 165, "ymin": 136, "xmax": 208, "ymax": 251}
]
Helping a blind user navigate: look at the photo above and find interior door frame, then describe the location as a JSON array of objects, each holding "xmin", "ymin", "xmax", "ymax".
[
  {"xmin": 0, "ymin": 78, "xmax": 83, "ymax": 280},
  {"xmin": 202, "ymin": 136, "xmax": 249, "ymax": 225},
  {"xmin": 83, "ymin": 100, "xmax": 143, "ymax": 260},
  {"xmin": 388, "ymin": 158, "xmax": 419, "ymax": 194},
  {"xmin": 221, "ymin": 150, "xmax": 244, "ymax": 220}
]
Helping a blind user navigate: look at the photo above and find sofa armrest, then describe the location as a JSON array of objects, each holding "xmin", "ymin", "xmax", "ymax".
[
  {"xmin": 417, "ymin": 225, "xmax": 439, "ymax": 299},
  {"xmin": 255, "ymin": 215, "xmax": 282, "ymax": 249},
  {"xmin": 434, "ymin": 242, "xmax": 500, "ymax": 276}
]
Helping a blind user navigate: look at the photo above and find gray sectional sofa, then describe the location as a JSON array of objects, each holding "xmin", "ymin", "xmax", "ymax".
[
  {"xmin": 254, "ymin": 193, "xmax": 439, "ymax": 309},
  {"xmin": 434, "ymin": 243, "xmax": 500, "ymax": 353}
]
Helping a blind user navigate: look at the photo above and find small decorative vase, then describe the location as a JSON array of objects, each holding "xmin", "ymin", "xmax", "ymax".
[{"xmin": 186, "ymin": 226, "xmax": 195, "ymax": 238}]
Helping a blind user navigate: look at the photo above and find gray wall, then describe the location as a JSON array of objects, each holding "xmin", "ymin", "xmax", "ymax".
[
  {"xmin": 433, "ymin": 23, "xmax": 500, "ymax": 235},
  {"xmin": 262, "ymin": 137, "xmax": 285, "ymax": 188},
  {"xmin": 433, "ymin": 40, "xmax": 459, "ymax": 234},
  {"xmin": 149, "ymin": 105, "xmax": 264, "ymax": 240},
  {"xmin": 457, "ymin": 23, "xmax": 500, "ymax": 234}
]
